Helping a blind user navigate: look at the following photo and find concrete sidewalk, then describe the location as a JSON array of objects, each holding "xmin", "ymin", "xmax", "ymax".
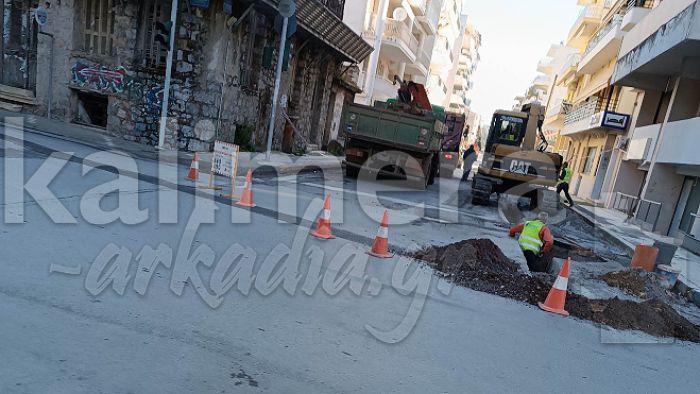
[
  {"xmin": 0, "ymin": 110, "xmax": 344, "ymax": 176},
  {"xmin": 573, "ymin": 204, "xmax": 700, "ymax": 306}
]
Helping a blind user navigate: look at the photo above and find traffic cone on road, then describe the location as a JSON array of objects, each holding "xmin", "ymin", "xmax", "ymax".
[
  {"xmin": 311, "ymin": 195, "xmax": 336, "ymax": 239},
  {"xmin": 185, "ymin": 153, "xmax": 200, "ymax": 182},
  {"xmin": 538, "ymin": 257, "xmax": 571, "ymax": 316},
  {"xmin": 236, "ymin": 169, "xmax": 256, "ymax": 208},
  {"xmin": 368, "ymin": 211, "xmax": 393, "ymax": 258}
]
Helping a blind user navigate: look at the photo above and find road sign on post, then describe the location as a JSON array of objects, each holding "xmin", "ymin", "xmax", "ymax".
[{"xmin": 265, "ymin": 0, "xmax": 296, "ymax": 159}]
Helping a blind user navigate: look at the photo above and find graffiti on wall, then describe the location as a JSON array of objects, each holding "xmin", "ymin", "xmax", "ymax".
[{"xmin": 71, "ymin": 63, "xmax": 127, "ymax": 93}]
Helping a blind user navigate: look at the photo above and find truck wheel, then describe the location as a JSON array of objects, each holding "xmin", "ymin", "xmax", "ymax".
[
  {"xmin": 427, "ymin": 157, "xmax": 438, "ymax": 186},
  {"xmin": 345, "ymin": 165, "xmax": 359, "ymax": 179}
]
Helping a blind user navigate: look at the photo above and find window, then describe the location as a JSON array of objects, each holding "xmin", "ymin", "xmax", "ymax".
[
  {"xmin": 83, "ymin": 0, "xmax": 114, "ymax": 56},
  {"xmin": 582, "ymin": 147, "xmax": 598, "ymax": 175},
  {"xmin": 136, "ymin": 0, "xmax": 172, "ymax": 68},
  {"xmin": 492, "ymin": 115, "xmax": 525, "ymax": 146}
]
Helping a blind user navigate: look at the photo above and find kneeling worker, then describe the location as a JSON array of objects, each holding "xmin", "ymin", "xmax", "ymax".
[{"xmin": 509, "ymin": 212, "xmax": 554, "ymax": 273}]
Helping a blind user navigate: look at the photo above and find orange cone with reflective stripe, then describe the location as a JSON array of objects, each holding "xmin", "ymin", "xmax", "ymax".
[
  {"xmin": 186, "ymin": 153, "xmax": 200, "ymax": 182},
  {"xmin": 311, "ymin": 195, "xmax": 336, "ymax": 239},
  {"xmin": 236, "ymin": 169, "xmax": 256, "ymax": 208},
  {"xmin": 368, "ymin": 210, "xmax": 393, "ymax": 258},
  {"xmin": 539, "ymin": 257, "xmax": 571, "ymax": 316}
]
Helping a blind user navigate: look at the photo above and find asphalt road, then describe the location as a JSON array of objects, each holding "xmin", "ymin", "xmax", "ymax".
[{"xmin": 1, "ymin": 126, "xmax": 698, "ymax": 393}]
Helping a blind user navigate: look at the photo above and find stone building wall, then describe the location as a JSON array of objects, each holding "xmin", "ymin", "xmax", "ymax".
[{"xmin": 28, "ymin": 0, "xmax": 358, "ymax": 152}]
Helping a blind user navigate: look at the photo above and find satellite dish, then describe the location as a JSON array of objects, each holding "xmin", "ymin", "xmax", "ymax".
[{"xmin": 392, "ymin": 8, "xmax": 408, "ymax": 22}]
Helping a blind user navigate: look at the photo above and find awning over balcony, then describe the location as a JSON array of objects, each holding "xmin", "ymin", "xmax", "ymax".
[{"xmin": 262, "ymin": 0, "xmax": 374, "ymax": 63}]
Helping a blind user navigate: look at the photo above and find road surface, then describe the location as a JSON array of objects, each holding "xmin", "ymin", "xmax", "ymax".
[{"xmin": 1, "ymin": 125, "xmax": 698, "ymax": 393}]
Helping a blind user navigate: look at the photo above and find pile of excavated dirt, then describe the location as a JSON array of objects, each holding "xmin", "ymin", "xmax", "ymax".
[
  {"xmin": 551, "ymin": 243, "xmax": 604, "ymax": 262},
  {"xmin": 411, "ymin": 239, "xmax": 519, "ymax": 275},
  {"xmin": 599, "ymin": 270, "xmax": 648, "ymax": 297},
  {"xmin": 410, "ymin": 239, "xmax": 700, "ymax": 343}
]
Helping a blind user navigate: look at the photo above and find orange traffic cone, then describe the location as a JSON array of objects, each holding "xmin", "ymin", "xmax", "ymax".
[
  {"xmin": 185, "ymin": 152, "xmax": 200, "ymax": 182},
  {"xmin": 538, "ymin": 257, "xmax": 571, "ymax": 316},
  {"xmin": 311, "ymin": 195, "xmax": 336, "ymax": 239},
  {"xmin": 368, "ymin": 210, "xmax": 393, "ymax": 258},
  {"xmin": 236, "ymin": 169, "xmax": 256, "ymax": 208}
]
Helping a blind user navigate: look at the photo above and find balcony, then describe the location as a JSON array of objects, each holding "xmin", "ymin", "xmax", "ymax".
[
  {"xmin": 568, "ymin": 5, "xmax": 605, "ymax": 41},
  {"xmin": 363, "ymin": 15, "xmax": 419, "ymax": 64},
  {"xmin": 578, "ymin": 15, "xmax": 625, "ymax": 74},
  {"xmin": 537, "ymin": 59, "xmax": 554, "ymax": 74},
  {"xmin": 626, "ymin": 123, "xmax": 660, "ymax": 162},
  {"xmin": 405, "ymin": 48, "xmax": 431, "ymax": 77},
  {"xmin": 621, "ymin": 0, "xmax": 654, "ymax": 32},
  {"xmin": 559, "ymin": 53, "xmax": 581, "ymax": 81},
  {"xmin": 532, "ymin": 75, "xmax": 551, "ymax": 88},
  {"xmin": 562, "ymin": 97, "xmax": 631, "ymax": 136},
  {"xmin": 546, "ymin": 99, "xmax": 573, "ymax": 120},
  {"xmin": 417, "ymin": 0, "xmax": 441, "ymax": 34},
  {"xmin": 614, "ymin": 0, "xmax": 699, "ymax": 89},
  {"xmin": 657, "ymin": 117, "xmax": 700, "ymax": 166},
  {"xmin": 316, "ymin": 0, "xmax": 346, "ymax": 18}
]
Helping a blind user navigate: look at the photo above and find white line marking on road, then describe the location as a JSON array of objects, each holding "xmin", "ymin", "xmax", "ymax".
[{"xmin": 49, "ymin": 264, "xmax": 82, "ymax": 275}]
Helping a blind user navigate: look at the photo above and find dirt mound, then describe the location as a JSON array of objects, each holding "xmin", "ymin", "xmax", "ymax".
[
  {"xmin": 410, "ymin": 239, "xmax": 700, "ymax": 343},
  {"xmin": 599, "ymin": 270, "xmax": 648, "ymax": 297},
  {"xmin": 411, "ymin": 239, "xmax": 519, "ymax": 274},
  {"xmin": 567, "ymin": 297, "xmax": 700, "ymax": 343}
]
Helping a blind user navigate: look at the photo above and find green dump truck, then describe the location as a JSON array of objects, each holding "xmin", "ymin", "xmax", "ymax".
[{"xmin": 341, "ymin": 101, "xmax": 445, "ymax": 188}]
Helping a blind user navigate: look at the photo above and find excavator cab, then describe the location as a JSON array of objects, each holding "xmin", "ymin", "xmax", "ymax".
[{"xmin": 471, "ymin": 103, "xmax": 563, "ymax": 210}]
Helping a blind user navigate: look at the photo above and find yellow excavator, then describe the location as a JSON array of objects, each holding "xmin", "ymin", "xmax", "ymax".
[{"xmin": 471, "ymin": 103, "xmax": 563, "ymax": 211}]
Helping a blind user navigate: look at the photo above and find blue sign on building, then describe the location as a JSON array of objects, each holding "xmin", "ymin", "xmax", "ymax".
[
  {"xmin": 190, "ymin": 0, "xmax": 210, "ymax": 8},
  {"xmin": 224, "ymin": 0, "xmax": 233, "ymax": 14}
]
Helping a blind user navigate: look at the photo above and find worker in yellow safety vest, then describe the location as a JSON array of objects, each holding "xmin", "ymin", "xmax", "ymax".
[
  {"xmin": 509, "ymin": 212, "xmax": 555, "ymax": 273},
  {"xmin": 557, "ymin": 162, "xmax": 574, "ymax": 207}
]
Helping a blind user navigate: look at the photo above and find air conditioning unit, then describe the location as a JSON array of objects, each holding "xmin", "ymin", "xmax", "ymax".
[{"xmin": 615, "ymin": 136, "xmax": 630, "ymax": 151}]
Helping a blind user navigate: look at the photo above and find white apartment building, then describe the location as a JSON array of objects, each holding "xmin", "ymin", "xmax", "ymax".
[
  {"xmin": 425, "ymin": 0, "xmax": 466, "ymax": 107},
  {"xmin": 609, "ymin": 0, "xmax": 700, "ymax": 249},
  {"xmin": 447, "ymin": 21, "xmax": 481, "ymax": 112},
  {"xmin": 344, "ymin": 0, "xmax": 444, "ymax": 104}
]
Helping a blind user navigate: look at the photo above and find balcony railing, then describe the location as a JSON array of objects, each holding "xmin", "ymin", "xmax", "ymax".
[
  {"xmin": 564, "ymin": 96, "xmax": 619, "ymax": 125},
  {"xmin": 364, "ymin": 16, "xmax": 420, "ymax": 56},
  {"xmin": 583, "ymin": 14, "xmax": 624, "ymax": 57},
  {"xmin": 317, "ymin": 0, "xmax": 346, "ymax": 19},
  {"xmin": 569, "ymin": 5, "xmax": 605, "ymax": 37},
  {"xmin": 416, "ymin": 49, "xmax": 431, "ymax": 71},
  {"xmin": 627, "ymin": 0, "xmax": 654, "ymax": 9},
  {"xmin": 547, "ymin": 99, "xmax": 573, "ymax": 118},
  {"xmin": 560, "ymin": 53, "xmax": 581, "ymax": 74}
]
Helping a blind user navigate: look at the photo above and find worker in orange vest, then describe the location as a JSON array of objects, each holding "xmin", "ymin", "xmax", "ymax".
[{"xmin": 509, "ymin": 212, "xmax": 555, "ymax": 273}]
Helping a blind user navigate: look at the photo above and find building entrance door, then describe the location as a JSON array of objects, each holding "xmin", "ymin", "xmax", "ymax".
[{"xmin": 0, "ymin": 0, "xmax": 38, "ymax": 93}]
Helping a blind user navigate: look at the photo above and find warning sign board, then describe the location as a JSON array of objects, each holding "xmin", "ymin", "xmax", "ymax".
[{"xmin": 212, "ymin": 140, "xmax": 239, "ymax": 178}]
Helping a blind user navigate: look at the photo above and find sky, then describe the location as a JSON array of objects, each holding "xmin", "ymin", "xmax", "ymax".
[{"xmin": 462, "ymin": 0, "xmax": 580, "ymax": 123}]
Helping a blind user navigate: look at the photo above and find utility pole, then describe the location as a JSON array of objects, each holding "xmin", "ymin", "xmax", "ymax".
[
  {"xmin": 157, "ymin": 0, "xmax": 179, "ymax": 150},
  {"xmin": 362, "ymin": 0, "xmax": 390, "ymax": 106},
  {"xmin": 265, "ymin": 0, "xmax": 295, "ymax": 159}
]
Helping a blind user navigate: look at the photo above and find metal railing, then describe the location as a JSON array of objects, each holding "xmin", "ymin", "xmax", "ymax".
[
  {"xmin": 636, "ymin": 198, "xmax": 662, "ymax": 232},
  {"xmin": 564, "ymin": 96, "xmax": 619, "ymax": 124},
  {"xmin": 613, "ymin": 192, "xmax": 640, "ymax": 217},
  {"xmin": 547, "ymin": 99, "xmax": 573, "ymax": 118},
  {"xmin": 628, "ymin": 0, "xmax": 655, "ymax": 9},
  {"xmin": 317, "ymin": 0, "xmax": 346, "ymax": 18},
  {"xmin": 583, "ymin": 13, "xmax": 624, "ymax": 57}
]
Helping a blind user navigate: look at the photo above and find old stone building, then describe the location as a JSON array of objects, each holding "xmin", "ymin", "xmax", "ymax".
[{"xmin": 2, "ymin": 0, "xmax": 370, "ymax": 152}]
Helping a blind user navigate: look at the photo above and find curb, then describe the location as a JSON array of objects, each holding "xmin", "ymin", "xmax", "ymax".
[
  {"xmin": 6, "ymin": 118, "xmax": 343, "ymax": 178},
  {"xmin": 571, "ymin": 206, "xmax": 700, "ymax": 308},
  {"xmin": 570, "ymin": 205, "xmax": 635, "ymax": 258}
]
